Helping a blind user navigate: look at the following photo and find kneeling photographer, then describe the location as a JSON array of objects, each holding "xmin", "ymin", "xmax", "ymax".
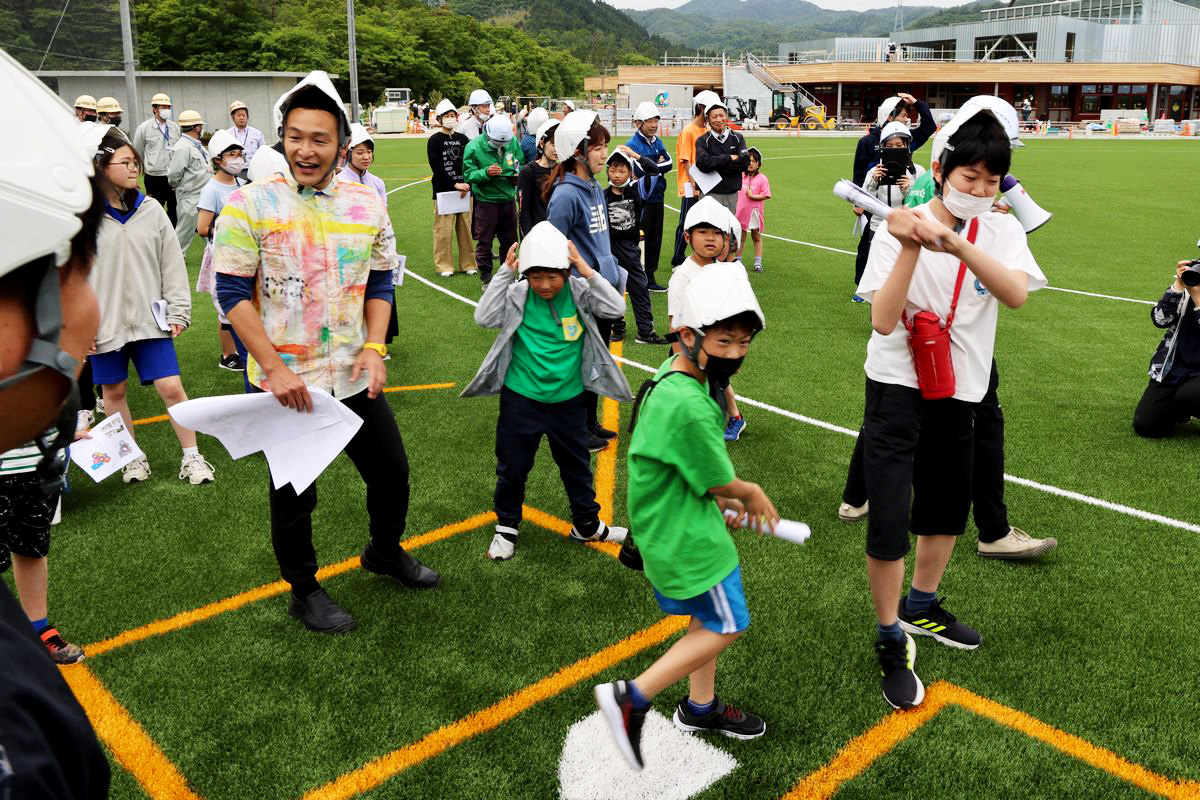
[{"xmin": 1133, "ymin": 255, "xmax": 1200, "ymax": 437}]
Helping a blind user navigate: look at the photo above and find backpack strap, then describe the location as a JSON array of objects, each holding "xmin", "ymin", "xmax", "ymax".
[{"xmin": 628, "ymin": 370, "xmax": 692, "ymax": 437}]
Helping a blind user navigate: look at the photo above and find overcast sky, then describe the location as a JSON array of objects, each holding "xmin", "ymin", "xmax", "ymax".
[{"xmin": 605, "ymin": 0, "xmax": 969, "ymax": 10}]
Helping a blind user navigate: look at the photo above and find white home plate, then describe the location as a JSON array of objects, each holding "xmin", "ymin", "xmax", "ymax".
[{"xmin": 558, "ymin": 710, "xmax": 738, "ymax": 800}]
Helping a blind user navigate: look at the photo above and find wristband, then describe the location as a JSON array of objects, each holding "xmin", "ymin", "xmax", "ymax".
[{"xmin": 362, "ymin": 342, "xmax": 387, "ymax": 357}]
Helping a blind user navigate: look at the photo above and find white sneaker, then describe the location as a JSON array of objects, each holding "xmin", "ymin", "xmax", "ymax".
[
  {"xmin": 179, "ymin": 453, "xmax": 215, "ymax": 485},
  {"xmin": 438, "ymin": 271, "xmax": 453, "ymax": 277},
  {"xmin": 122, "ymin": 456, "xmax": 150, "ymax": 483},
  {"xmin": 95, "ymin": 397, "xmax": 105, "ymax": 414},
  {"xmin": 977, "ymin": 527, "xmax": 1057, "ymax": 560},
  {"xmin": 488, "ymin": 526, "xmax": 518, "ymax": 561},
  {"xmin": 838, "ymin": 500, "xmax": 869, "ymax": 523},
  {"xmin": 465, "ymin": 269, "xmax": 478, "ymax": 276},
  {"xmin": 569, "ymin": 521, "xmax": 628, "ymax": 544},
  {"xmin": 76, "ymin": 409, "xmax": 94, "ymax": 433}
]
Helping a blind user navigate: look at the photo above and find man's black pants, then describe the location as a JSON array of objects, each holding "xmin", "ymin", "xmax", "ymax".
[
  {"xmin": 641, "ymin": 202, "xmax": 665, "ymax": 284},
  {"xmin": 494, "ymin": 388, "xmax": 601, "ymax": 535},
  {"xmin": 267, "ymin": 389, "xmax": 410, "ymax": 597},
  {"xmin": 472, "ymin": 199, "xmax": 517, "ymax": 282},
  {"xmin": 1132, "ymin": 376, "xmax": 1200, "ymax": 437},
  {"xmin": 144, "ymin": 173, "xmax": 177, "ymax": 227},
  {"xmin": 670, "ymin": 195, "xmax": 696, "ymax": 267}
]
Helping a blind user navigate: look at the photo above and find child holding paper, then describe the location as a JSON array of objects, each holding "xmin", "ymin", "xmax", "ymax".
[
  {"xmin": 427, "ymin": 99, "xmax": 474, "ymax": 277},
  {"xmin": 595, "ymin": 263, "xmax": 776, "ymax": 772},
  {"xmin": 461, "ymin": 221, "xmax": 633, "ymax": 561}
]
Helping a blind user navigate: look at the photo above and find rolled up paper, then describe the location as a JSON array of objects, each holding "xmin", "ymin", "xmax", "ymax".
[
  {"xmin": 724, "ymin": 509, "xmax": 811, "ymax": 545},
  {"xmin": 833, "ymin": 178, "xmax": 894, "ymax": 220}
]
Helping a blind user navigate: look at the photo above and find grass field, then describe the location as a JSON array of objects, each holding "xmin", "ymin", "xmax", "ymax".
[{"xmin": 12, "ymin": 134, "xmax": 1200, "ymax": 799}]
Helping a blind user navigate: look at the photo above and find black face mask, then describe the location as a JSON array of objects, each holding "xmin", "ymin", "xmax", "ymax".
[
  {"xmin": 700, "ymin": 350, "xmax": 744, "ymax": 383},
  {"xmin": 109, "ymin": 116, "xmax": 122, "ymax": 127}
]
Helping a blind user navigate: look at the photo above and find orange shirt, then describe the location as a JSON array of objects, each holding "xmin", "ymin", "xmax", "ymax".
[{"xmin": 675, "ymin": 119, "xmax": 705, "ymax": 197}]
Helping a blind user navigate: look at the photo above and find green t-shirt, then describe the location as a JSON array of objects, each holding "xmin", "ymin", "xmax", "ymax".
[
  {"xmin": 503, "ymin": 287, "xmax": 585, "ymax": 403},
  {"xmin": 904, "ymin": 170, "xmax": 935, "ymax": 208},
  {"xmin": 626, "ymin": 359, "xmax": 739, "ymax": 599}
]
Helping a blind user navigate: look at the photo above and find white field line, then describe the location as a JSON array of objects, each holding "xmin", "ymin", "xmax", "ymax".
[
  {"xmin": 406, "ymin": 275, "xmax": 1200, "ymax": 535},
  {"xmin": 387, "ymin": 176, "xmax": 431, "ymax": 195},
  {"xmin": 662, "ymin": 204, "xmax": 1155, "ymax": 306}
]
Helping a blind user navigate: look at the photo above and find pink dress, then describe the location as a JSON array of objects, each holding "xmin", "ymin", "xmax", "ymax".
[{"xmin": 735, "ymin": 172, "xmax": 771, "ymax": 232}]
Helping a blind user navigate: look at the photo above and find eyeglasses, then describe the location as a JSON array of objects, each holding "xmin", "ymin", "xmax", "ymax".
[{"xmin": 112, "ymin": 160, "xmax": 141, "ymax": 171}]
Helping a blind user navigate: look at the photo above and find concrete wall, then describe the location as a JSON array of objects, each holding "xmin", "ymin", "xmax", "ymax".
[{"xmin": 722, "ymin": 66, "xmax": 774, "ymax": 122}]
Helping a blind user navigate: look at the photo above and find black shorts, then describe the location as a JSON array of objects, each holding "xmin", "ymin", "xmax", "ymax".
[
  {"xmin": 0, "ymin": 474, "xmax": 57, "ymax": 572},
  {"xmin": 862, "ymin": 378, "xmax": 975, "ymax": 561}
]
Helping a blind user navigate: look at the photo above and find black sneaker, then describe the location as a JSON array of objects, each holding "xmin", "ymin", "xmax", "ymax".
[
  {"xmin": 898, "ymin": 597, "xmax": 981, "ymax": 650},
  {"xmin": 610, "ymin": 324, "xmax": 626, "ymax": 343},
  {"xmin": 219, "ymin": 353, "xmax": 245, "ymax": 371},
  {"xmin": 647, "ymin": 282, "xmax": 668, "ymax": 293},
  {"xmin": 589, "ymin": 423, "xmax": 618, "ymax": 440},
  {"xmin": 288, "ymin": 588, "xmax": 356, "ymax": 634},
  {"xmin": 594, "ymin": 681, "xmax": 647, "ymax": 771},
  {"xmin": 876, "ymin": 632, "xmax": 924, "ymax": 709},
  {"xmin": 635, "ymin": 332, "xmax": 670, "ymax": 345},
  {"xmin": 587, "ymin": 435, "xmax": 609, "ymax": 453},
  {"xmin": 361, "ymin": 544, "xmax": 442, "ymax": 589},
  {"xmin": 672, "ymin": 696, "xmax": 765, "ymax": 739}
]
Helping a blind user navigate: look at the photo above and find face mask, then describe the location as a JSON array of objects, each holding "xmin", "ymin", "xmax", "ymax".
[
  {"xmin": 109, "ymin": 116, "xmax": 122, "ymax": 127},
  {"xmin": 441, "ymin": 116, "xmax": 456, "ymax": 129},
  {"xmin": 700, "ymin": 350, "xmax": 744, "ymax": 383},
  {"xmin": 159, "ymin": 108, "xmax": 172, "ymax": 120},
  {"xmin": 941, "ymin": 182, "xmax": 995, "ymax": 220},
  {"xmin": 222, "ymin": 157, "xmax": 245, "ymax": 175}
]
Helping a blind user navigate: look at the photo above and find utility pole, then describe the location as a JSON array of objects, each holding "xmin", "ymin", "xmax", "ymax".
[
  {"xmin": 346, "ymin": 0, "xmax": 360, "ymax": 124},
  {"xmin": 894, "ymin": 0, "xmax": 905, "ymax": 32},
  {"xmin": 118, "ymin": 0, "xmax": 139, "ymax": 134}
]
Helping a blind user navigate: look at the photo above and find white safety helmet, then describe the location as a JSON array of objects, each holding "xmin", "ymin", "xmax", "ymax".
[
  {"xmin": 675, "ymin": 261, "xmax": 765, "ymax": 333},
  {"xmin": 876, "ymin": 96, "xmax": 906, "ymax": 127},
  {"xmin": 704, "ymin": 100, "xmax": 728, "ymax": 119},
  {"xmin": 484, "ymin": 114, "xmax": 513, "ymax": 145},
  {"xmin": 247, "ymin": 145, "xmax": 289, "ymax": 183},
  {"xmin": 434, "ymin": 98, "xmax": 458, "ymax": 120},
  {"xmin": 694, "ymin": 90, "xmax": 720, "ymax": 110},
  {"xmin": 553, "ymin": 109, "xmax": 599, "ymax": 165},
  {"xmin": 1, "ymin": 50, "xmax": 95, "ymax": 277},
  {"xmin": 535, "ymin": 118, "xmax": 559, "ymax": 146},
  {"xmin": 517, "ymin": 221, "xmax": 570, "ymax": 274},
  {"xmin": 274, "ymin": 70, "xmax": 352, "ymax": 144},
  {"xmin": 632, "ymin": 101, "xmax": 661, "ymax": 123},
  {"xmin": 468, "ymin": 89, "xmax": 493, "ymax": 108},
  {"xmin": 878, "ymin": 120, "xmax": 912, "ymax": 148},
  {"xmin": 562, "ymin": 99, "xmax": 576, "ymax": 112},
  {"xmin": 348, "ymin": 122, "xmax": 374, "ymax": 150},
  {"xmin": 525, "ymin": 107, "xmax": 549, "ymax": 136},
  {"xmin": 206, "ymin": 129, "xmax": 240, "ymax": 160},
  {"xmin": 605, "ymin": 150, "xmax": 638, "ymax": 187},
  {"xmin": 683, "ymin": 195, "xmax": 731, "ymax": 234},
  {"xmin": 930, "ymin": 95, "xmax": 1023, "ymax": 167},
  {"xmin": 78, "ymin": 121, "xmax": 128, "ymax": 164}
]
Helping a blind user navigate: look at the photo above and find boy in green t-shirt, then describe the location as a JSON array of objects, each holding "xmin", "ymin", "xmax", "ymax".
[
  {"xmin": 595, "ymin": 263, "xmax": 778, "ymax": 772},
  {"xmin": 462, "ymin": 221, "xmax": 633, "ymax": 561}
]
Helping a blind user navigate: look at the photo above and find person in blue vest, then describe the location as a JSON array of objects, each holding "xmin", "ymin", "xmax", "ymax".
[{"xmin": 625, "ymin": 101, "xmax": 674, "ymax": 292}]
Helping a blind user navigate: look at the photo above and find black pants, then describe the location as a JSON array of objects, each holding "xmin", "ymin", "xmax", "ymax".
[
  {"xmin": 143, "ymin": 173, "xmax": 177, "ymax": 227},
  {"xmin": 622, "ymin": 260, "xmax": 656, "ymax": 337},
  {"xmin": 846, "ymin": 360, "xmax": 1010, "ymax": 543},
  {"xmin": 472, "ymin": 199, "xmax": 517, "ymax": 282},
  {"xmin": 586, "ymin": 317, "xmax": 617, "ymax": 427},
  {"xmin": 641, "ymin": 202, "xmax": 665, "ymax": 284},
  {"xmin": 670, "ymin": 195, "xmax": 696, "ymax": 267},
  {"xmin": 1132, "ymin": 376, "xmax": 1200, "ymax": 437},
  {"xmin": 266, "ymin": 389, "xmax": 410, "ymax": 596},
  {"xmin": 854, "ymin": 222, "xmax": 874, "ymax": 286},
  {"xmin": 494, "ymin": 388, "xmax": 600, "ymax": 535},
  {"xmin": 78, "ymin": 359, "xmax": 98, "ymax": 412}
]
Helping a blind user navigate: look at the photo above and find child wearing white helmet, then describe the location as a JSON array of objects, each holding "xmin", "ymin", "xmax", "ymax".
[
  {"xmin": 195, "ymin": 129, "xmax": 247, "ymax": 374},
  {"xmin": 462, "ymin": 221, "xmax": 632, "ymax": 561},
  {"xmin": 851, "ymin": 121, "xmax": 926, "ymax": 296},
  {"xmin": 603, "ymin": 148, "xmax": 669, "ymax": 346},
  {"xmin": 167, "ymin": 109, "xmax": 211, "ymax": 253},
  {"xmin": 669, "ymin": 90, "xmax": 721, "ymax": 267},
  {"xmin": 517, "ymin": 117, "xmax": 559, "ymax": 238},
  {"xmin": 454, "ymin": 89, "xmax": 494, "ymax": 140},
  {"xmin": 226, "ymin": 100, "xmax": 264, "ymax": 175},
  {"xmin": 595, "ymin": 262, "xmax": 776, "ymax": 772},
  {"xmin": 625, "ymin": 100, "xmax": 674, "ymax": 290},
  {"xmin": 520, "ymin": 106, "xmax": 549, "ymax": 166},
  {"xmin": 427, "ymin": 97, "xmax": 474, "ymax": 277},
  {"xmin": 463, "ymin": 114, "xmax": 523, "ymax": 285},
  {"xmin": 851, "ymin": 105, "xmax": 1046, "ymax": 712},
  {"xmin": 131, "ymin": 91, "xmax": 181, "ymax": 226}
]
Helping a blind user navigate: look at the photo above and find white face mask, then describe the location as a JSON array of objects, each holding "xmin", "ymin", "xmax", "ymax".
[
  {"xmin": 158, "ymin": 108, "xmax": 172, "ymax": 120},
  {"xmin": 222, "ymin": 157, "xmax": 246, "ymax": 175},
  {"xmin": 441, "ymin": 116, "xmax": 457, "ymax": 130},
  {"xmin": 941, "ymin": 182, "xmax": 995, "ymax": 220}
]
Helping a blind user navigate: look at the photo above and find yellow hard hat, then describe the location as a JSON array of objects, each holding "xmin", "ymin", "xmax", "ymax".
[
  {"xmin": 149, "ymin": 92, "xmax": 171, "ymax": 107},
  {"xmin": 229, "ymin": 100, "xmax": 248, "ymax": 115},
  {"xmin": 74, "ymin": 95, "xmax": 97, "ymax": 111},
  {"xmin": 177, "ymin": 109, "xmax": 204, "ymax": 127},
  {"xmin": 96, "ymin": 96, "xmax": 123, "ymax": 114}
]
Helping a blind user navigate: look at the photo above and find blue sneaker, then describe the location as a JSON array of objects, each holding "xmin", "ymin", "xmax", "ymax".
[
  {"xmin": 852, "ymin": 294, "xmax": 866, "ymax": 303},
  {"xmin": 724, "ymin": 416, "xmax": 746, "ymax": 441}
]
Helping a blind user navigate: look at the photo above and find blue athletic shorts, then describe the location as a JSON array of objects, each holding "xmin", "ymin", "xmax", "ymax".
[
  {"xmin": 90, "ymin": 338, "xmax": 180, "ymax": 386},
  {"xmin": 653, "ymin": 565, "xmax": 749, "ymax": 634}
]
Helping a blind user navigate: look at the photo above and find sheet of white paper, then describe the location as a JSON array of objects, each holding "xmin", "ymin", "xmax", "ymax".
[
  {"xmin": 392, "ymin": 254, "xmax": 407, "ymax": 287},
  {"xmin": 151, "ymin": 299, "xmax": 170, "ymax": 331},
  {"xmin": 852, "ymin": 213, "xmax": 866, "ymax": 238},
  {"xmin": 264, "ymin": 414, "xmax": 360, "ymax": 493},
  {"xmin": 69, "ymin": 413, "xmax": 145, "ymax": 482},
  {"xmin": 436, "ymin": 190, "xmax": 471, "ymax": 215},
  {"xmin": 688, "ymin": 165, "xmax": 721, "ymax": 196},
  {"xmin": 683, "ymin": 181, "xmax": 695, "ymax": 199},
  {"xmin": 168, "ymin": 389, "xmax": 345, "ymax": 459}
]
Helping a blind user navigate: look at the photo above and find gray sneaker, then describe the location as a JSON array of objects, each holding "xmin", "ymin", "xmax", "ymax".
[{"xmin": 977, "ymin": 527, "xmax": 1057, "ymax": 560}]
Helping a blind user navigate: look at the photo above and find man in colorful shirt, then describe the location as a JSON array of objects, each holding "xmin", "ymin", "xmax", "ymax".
[{"xmin": 213, "ymin": 71, "xmax": 441, "ymax": 635}]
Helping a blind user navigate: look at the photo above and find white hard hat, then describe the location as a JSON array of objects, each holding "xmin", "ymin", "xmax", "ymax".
[
  {"xmin": 484, "ymin": 114, "xmax": 513, "ymax": 144},
  {"xmin": 275, "ymin": 70, "xmax": 352, "ymax": 142},
  {"xmin": 434, "ymin": 98, "xmax": 458, "ymax": 119},
  {"xmin": 675, "ymin": 262, "xmax": 765, "ymax": 332},
  {"xmin": 229, "ymin": 100, "xmax": 248, "ymax": 115},
  {"xmin": 562, "ymin": 99, "xmax": 576, "ymax": 111},
  {"xmin": 877, "ymin": 96, "xmax": 905, "ymax": 126},
  {"xmin": 96, "ymin": 96, "xmax": 122, "ymax": 114},
  {"xmin": 553, "ymin": 109, "xmax": 599, "ymax": 164},
  {"xmin": 536, "ymin": 118, "xmax": 559, "ymax": 145},
  {"xmin": 606, "ymin": 149, "xmax": 638, "ymax": 187},
  {"xmin": 348, "ymin": 122, "xmax": 373, "ymax": 150},
  {"xmin": 878, "ymin": 120, "xmax": 912, "ymax": 145},
  {"xmin": 517, "ymin": 221, "xmax": 570, "ymax": 274},
  {"xmin": 78, "ymin": 122, "xmax": 128, "ymax": 163},
  {"xmin": 247, "ymin": 145, "xmax": 289, "ymax": 182},
  {"xmin": 468, "ymin": 89, "xmax": 493, "ymax": 107},
  {"xmin": 149, "ymin": 92, "xmax": 171, "ymax": 106},
  {"xmin": 206, "ymin": 129, "xmax": 240, "ymax": 160},
  {"xmin": 74, "ymin": 94, "xmax": 97, "ymax": 111},
  {"xmin": 177, "ymin": 109, "xmax": 204, "ymax": 128},
  {"xmin": 632, "ymin": 101, "xmax": 661, "ymax": 122},
  {"xmin": 961, "ymin": 95, "xmax": 1024, "ymax": 147},
  {"xmin": 704, "ymin": 100, "xmax": 728, "ymax": 118},
  {"xmin": 930, "ymin": 96, "xmax": 1023, "ymax": 166},
  {"xmin": 0, "ymin": 50, "xmax": 94, "ymax": 277},
  {"xmin": 694, "ymin": 90, "xmax": 720, "ymax": 109},
  {"xmin": 526, "ymin": 107, "xmax": 550, "ymax": 135},
  {"xmin": 683, "ymin": 195, "xmax": 731, "ymax": 233}
]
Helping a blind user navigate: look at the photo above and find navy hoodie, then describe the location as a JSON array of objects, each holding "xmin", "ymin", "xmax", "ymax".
[{"xmin": 546, "ymin": 172, "xmax": 625, "ymax": 291}]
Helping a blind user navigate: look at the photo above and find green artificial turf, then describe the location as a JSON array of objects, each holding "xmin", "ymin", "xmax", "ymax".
[{"xmin": 9, "ymin": 135, "xmax": 1200, "ymax": 799}]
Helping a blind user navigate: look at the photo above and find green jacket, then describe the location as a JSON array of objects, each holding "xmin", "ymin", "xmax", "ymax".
[{"xmin": 463, "ymin": 135, "xmax": 522, "ymax": 203}]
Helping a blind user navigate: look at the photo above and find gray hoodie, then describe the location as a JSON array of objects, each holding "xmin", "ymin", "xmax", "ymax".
[{"xmin": 462, "ymin": 265, "xmax": 633, "ymax": 401}]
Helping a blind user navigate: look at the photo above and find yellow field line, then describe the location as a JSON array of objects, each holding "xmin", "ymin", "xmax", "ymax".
[
  {"xmin": 594, "ymin": 339, "xmax": 622, "ymax": 526},
  {"xmin": 783, "ymin": 681, "xmax": 1200, "ymax": 800},
  {"xmin": 302, "ymin": 614, "xmax": 691, "ymax": 800},
  {"xmin": 62, "ymin": 665, "xmax": 204, "ymax": 800},
  {"xmin": 128, "ymin": 383, "xmax": 456, "ymax": 426},
  {"xmin": 522, "ymin": 505, "xmax": 621, "ymax": 559},
  {"xmin": 84, "ymin": 512, "xmax": 495, "ymax": 657}
]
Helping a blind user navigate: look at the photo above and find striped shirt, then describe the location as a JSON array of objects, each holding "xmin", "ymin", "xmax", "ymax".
[{"xmin": 0, "ymin": 442, "xmax": 42, "ymax": 476}]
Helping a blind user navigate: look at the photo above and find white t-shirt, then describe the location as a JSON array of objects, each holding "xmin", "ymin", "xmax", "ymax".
[
  {"xmin": 857, "ymin": 205, "xmax": 1046, "ymax": 402},
  {"xmin": 667, "ymin": 256, "xmax": 707, "ymax": 322}
]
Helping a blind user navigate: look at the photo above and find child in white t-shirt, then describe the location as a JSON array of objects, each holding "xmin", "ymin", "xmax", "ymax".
[{"xmin": 855, "ymin": 109, "xmax": 1045, "ymax": 711}]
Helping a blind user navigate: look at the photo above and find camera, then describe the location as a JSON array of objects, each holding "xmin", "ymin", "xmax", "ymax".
[
  {"xmin": 878, "ymin": 148, "xmax": 910, "ymax": 185},
  {"xmin": 1181, "ymin": 259, "xmax": 1200, "ymax": 287}
]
